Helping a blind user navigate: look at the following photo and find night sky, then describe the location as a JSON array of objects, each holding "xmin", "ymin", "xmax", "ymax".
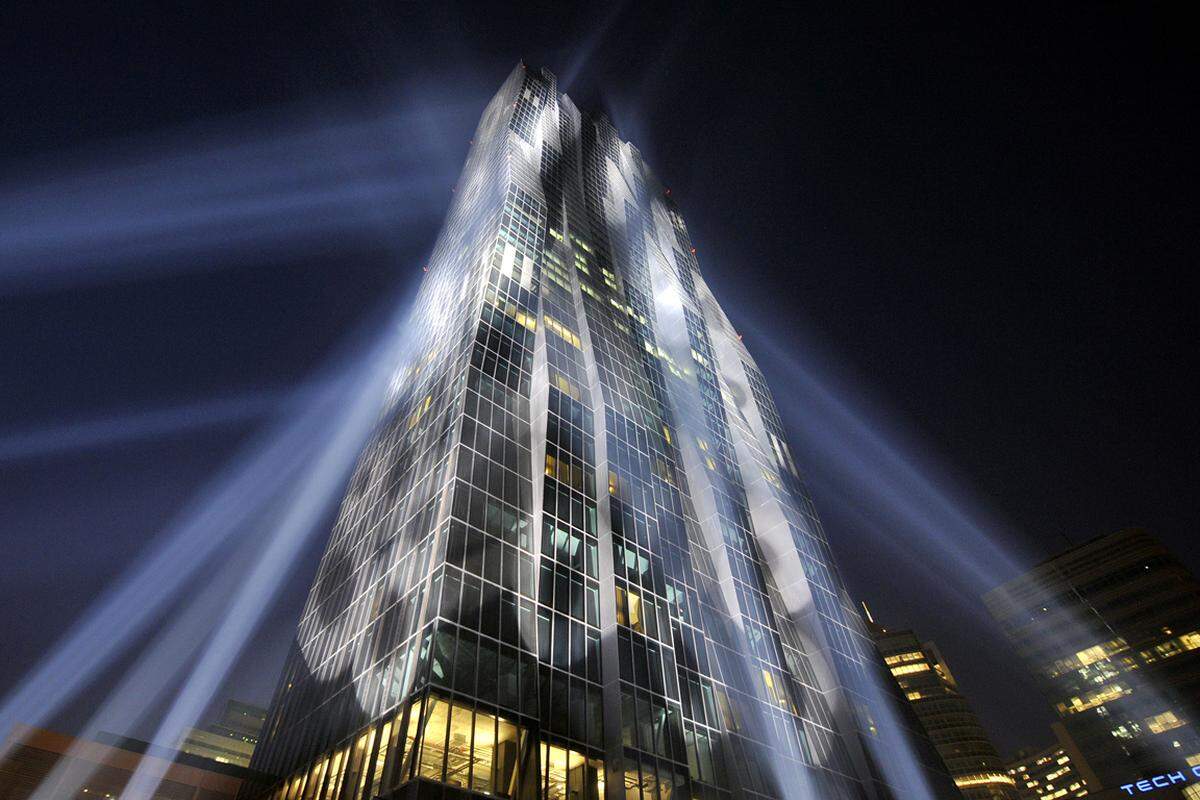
[{"xmin": 2, "ymin": 3, "xmax": 1196, "ymax": 758}]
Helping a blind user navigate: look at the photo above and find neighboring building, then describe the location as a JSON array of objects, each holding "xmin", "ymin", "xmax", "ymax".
[
  {"xmin": 874, "ymin": 625, "xmax": 1019, "ymax": 799},
  {"xmin": 0, "ymin": 724, "xmax": 270, "ymax": 800},
  {"xmin": 984, "ymin": 528, "xmax": 1200, "ymax": 792},
  {"xmin": 249, "ymin": 63, "xmax": 959, "ymax": 800},
  {"xmin": 1006, "ymin": 724, "xmax": 1093, "ymax": 800},
  {"xmin": 179, "ymin": 700, "xmax": 267, "ymax": 768}
]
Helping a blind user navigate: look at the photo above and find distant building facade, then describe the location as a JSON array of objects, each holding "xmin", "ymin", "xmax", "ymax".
[
  {"xmin": 1006, "ymin": 723, "xmax": 1093, "ymax": 800},
  {"xmin": 984, "ymin": 529, "xmax": 1200, "ymax": 792},
  {"xmin": 179, "ymin": 701, "xmax": 267, "ymax": 768},
  {"xmin": 873, "ymin": 626, "xmax": 1019, "ymax": 799},
  {"xmin": 0, "ymin": 724, "xmax": 269, "ymax": 800}
]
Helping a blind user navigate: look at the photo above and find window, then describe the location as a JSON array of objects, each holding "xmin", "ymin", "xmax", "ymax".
[
  {"xmin": 615, "ymin": 585, "xmax": 645, "ymax": 633},
  {"xmin": 419, "ymin": 696, "xmax": 449, "ymax": 780},
  {"xmin": 446, "ymin": 702, "xmax": 473, "ymax": 787},
  {"xmin": 541, "ymin": 742, "xmax": 604, "ymax": 800},
  {"xmin": 369, "ymin": 722, "xmax": 391, "ymax": 797},
  {"xmin": 412, "ymin": 695, "xmax": 534, "ymax": 799}
]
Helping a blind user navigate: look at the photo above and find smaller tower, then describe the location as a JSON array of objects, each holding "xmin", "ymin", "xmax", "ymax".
[
  {"xmin": 872, "ymin": 623, "xmax": 1020, "ymax": 800},
  {"xmin": 984, "ymin": 528, "xmax": 1200, "ymax": 792}
]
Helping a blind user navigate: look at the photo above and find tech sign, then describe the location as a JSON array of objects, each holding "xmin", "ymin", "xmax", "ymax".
[{"xmin": 1121, "ymin": 766, "xmax": 1200, "ymax": 795}]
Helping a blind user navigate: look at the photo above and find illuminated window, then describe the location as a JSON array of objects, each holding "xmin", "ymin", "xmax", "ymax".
[
  {"xmin": 541, "ymin": 741, "xmax": 603, "ymax": 800},
  {"xmin": 627, "ymin": 588, "xmax": 644, "ymax": 633},
  {"xmin": 554, "ymin": 374, "xmax": 583, "ymax": 401},
  {"xmin": 1058, "ymin": 683, "xmax": 1127, "ymax": 714},
  {"xmin": 543, "ymin": 315, "xmax": 582, "ymax": 349},
  {"xmin": 890, "ymin": 663, "xmax": 931, "ymax": 677},
  {"xmin": 446, "ymin": 702, "xmax": 473, "ymax": 787},
  {"xmin": 884, "ymin": 651, "xmax": 924, "ymax": 666},
  {"xmin": 954, "ymin": 773, "xmax": 1016, "ymax": 790},
  {"xmin": 322, "ymin": 748, "xmax": 345, "ymax": 800},
  {"xmin": 761, "ymin": 669, "xmax": 779, "ymax": 705},
  {"xmin": 409, "ymin": 696, "xmax": 534, "ymax": 798},
  {"xmin": 472, "ymin": 712, "xmax": 495, "ymax": 794},
  {"xmin": 400, "ymin": 697, "xmax": 423, "ymax": 781},
  {"xmin": 1147, "ymin": 710, "xmax": 1185, "ymax": 734},
  {"xmin": 369, "ymin": 722, "xmax": 391, "ymax": 798},
  {"xmin": 1074, "ymin": 644, "xmax": 1108, "ymax": 666},
  {"xmin": 494, "ymin": 717, "xmax": 523, "ymax": 798},
  {"xmin": 545, "ymin": 742, "xmax": 567, "ymax": 800},
  {"xmin": 339, "ymin": 733, "xmax": 366, "ymax": 797},
  {"xmin": 419, "ymin": 696, "xmax": 450, "ymax": 780},
  {"xmin": 353, "ymin": 727, "xmax": 377, "ymax": 798},
  {"xmin": 624, "ymin": 763, "xmax": 641, "ymax": 800},
  {"xmin": 301, "ymin": 756, "xmax": 326, "ymax": 800}
]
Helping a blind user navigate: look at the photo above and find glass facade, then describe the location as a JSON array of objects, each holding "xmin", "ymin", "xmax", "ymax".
[
  {"xmin": 249, "ymin": 64, "xmax": 956, "ymax": 800},
  {"xmin": 874, "ymin": 629, "xmax": 1018, "ymax": 800},
  {"xmin": 1006, "ymin": 739, "xmax": 1089, "ymax": 800},
  {"xmin": 985, "ymin": 528, "xmax": 1200, "ymax": 791}
]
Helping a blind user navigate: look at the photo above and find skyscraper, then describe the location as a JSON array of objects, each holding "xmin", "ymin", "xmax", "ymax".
[
  {"xmin": 984, "ymin": 529, "xmax": 1200, "ymax": 792},
  {"xmin": 1005, "ymin": 724, "xmax": 1093, "ymax": 800},
  {"xmin": 178, "ymin": 700, "xmax": 268, "ymax": 768},
  {"xmin": 249, "ymin": 64, "xmax": 956, "ymax": 800},
  {"xmin": 872, "ymin": 626, "xmax": 1018, "ymax": 800}
]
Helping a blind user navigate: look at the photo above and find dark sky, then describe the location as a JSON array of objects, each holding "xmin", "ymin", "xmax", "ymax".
[{"xmin": 2, "ymin": 2, "xmax": 1196, "ymax": 758}]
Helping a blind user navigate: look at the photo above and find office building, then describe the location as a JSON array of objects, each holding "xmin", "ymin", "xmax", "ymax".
[
  {"xmin": 0, "ymin": 724, "xmax": 269, "ymax": 800},
  {"xmin": 1006, "ymin": 724, "xmax": 1092, "ymax": 800},
  {"xmin": 985, "ymin": 529, "xmax": 1200, "ymax": 791},
  {"xmin": 179, "ymin": 701, "xmax": 268, "ymax": 768},
  {"xmin": 873, "ymin": 626, "xmax": 1018, "ymax": 799},
  {"xmin": 249, "ymin": 63, "xmax": 957, "ymax": 800}
]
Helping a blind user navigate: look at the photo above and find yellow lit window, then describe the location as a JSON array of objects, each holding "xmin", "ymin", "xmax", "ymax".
[
  {"xmin": 545, "ymin": 743, "xmax": 567, "ymax": 800},
  {"xmin": 1058, "ymin": 683, "xmax": 1127, "ymax": 714},
  {"xmin": 322, "ymin": 748, "xmax": 345, "ymax": 800},
  {"xmin": 419, "ymin": 697, "xmax": 450, "ymax": 780},
  {"xmin": 408, "ymin": 394, "xmax": 432, "ymax": 430},
  {"xmin": 355, "ymin": 727, "xmax": 377, "ymax": 798},
  {"xmin": 400, "ymin": 697, "xmax": 423, "ymax": 781},
  {"xmin": 884, "ymin": 651, "xmax": 924, "ymax": 665},
  {"xmin": 553, "ymin": 373, "xmax": 583, "ymax": 402},
  {"xmin": 543, "ymin": 314, "xmax": 582, "ymax": 348},
  {"xmin": 1147, "ymin": 710, "xmax": 1185, "ymax": 734},
  {"xmin": 954, "ymin": 773, "xmax": 1016, "ymax": 789},
  {"xmin": 471, "ymin": 712, "xmax": 494, "ymax": 794},
  {"xmin": 446, "ymin": 703, "xmax": 472, "ymax": 787},
  {"xmin": 624, "ymin": 765, "xmax": 640, "ymax": 800},
  {"xmin": 302, "ymin": 756, "xmax": 327, "ymax": 800},
  {"xmin": 627, "ymin": 588, "xmax": 644, "ymax": 633},
  {"xmin": 890, "ymin": 663, "xmax": 931, "ymax": 677},
  {"xmin": 1074, "ymin": 645, "xmax": 1108, "ymax": 666}
]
